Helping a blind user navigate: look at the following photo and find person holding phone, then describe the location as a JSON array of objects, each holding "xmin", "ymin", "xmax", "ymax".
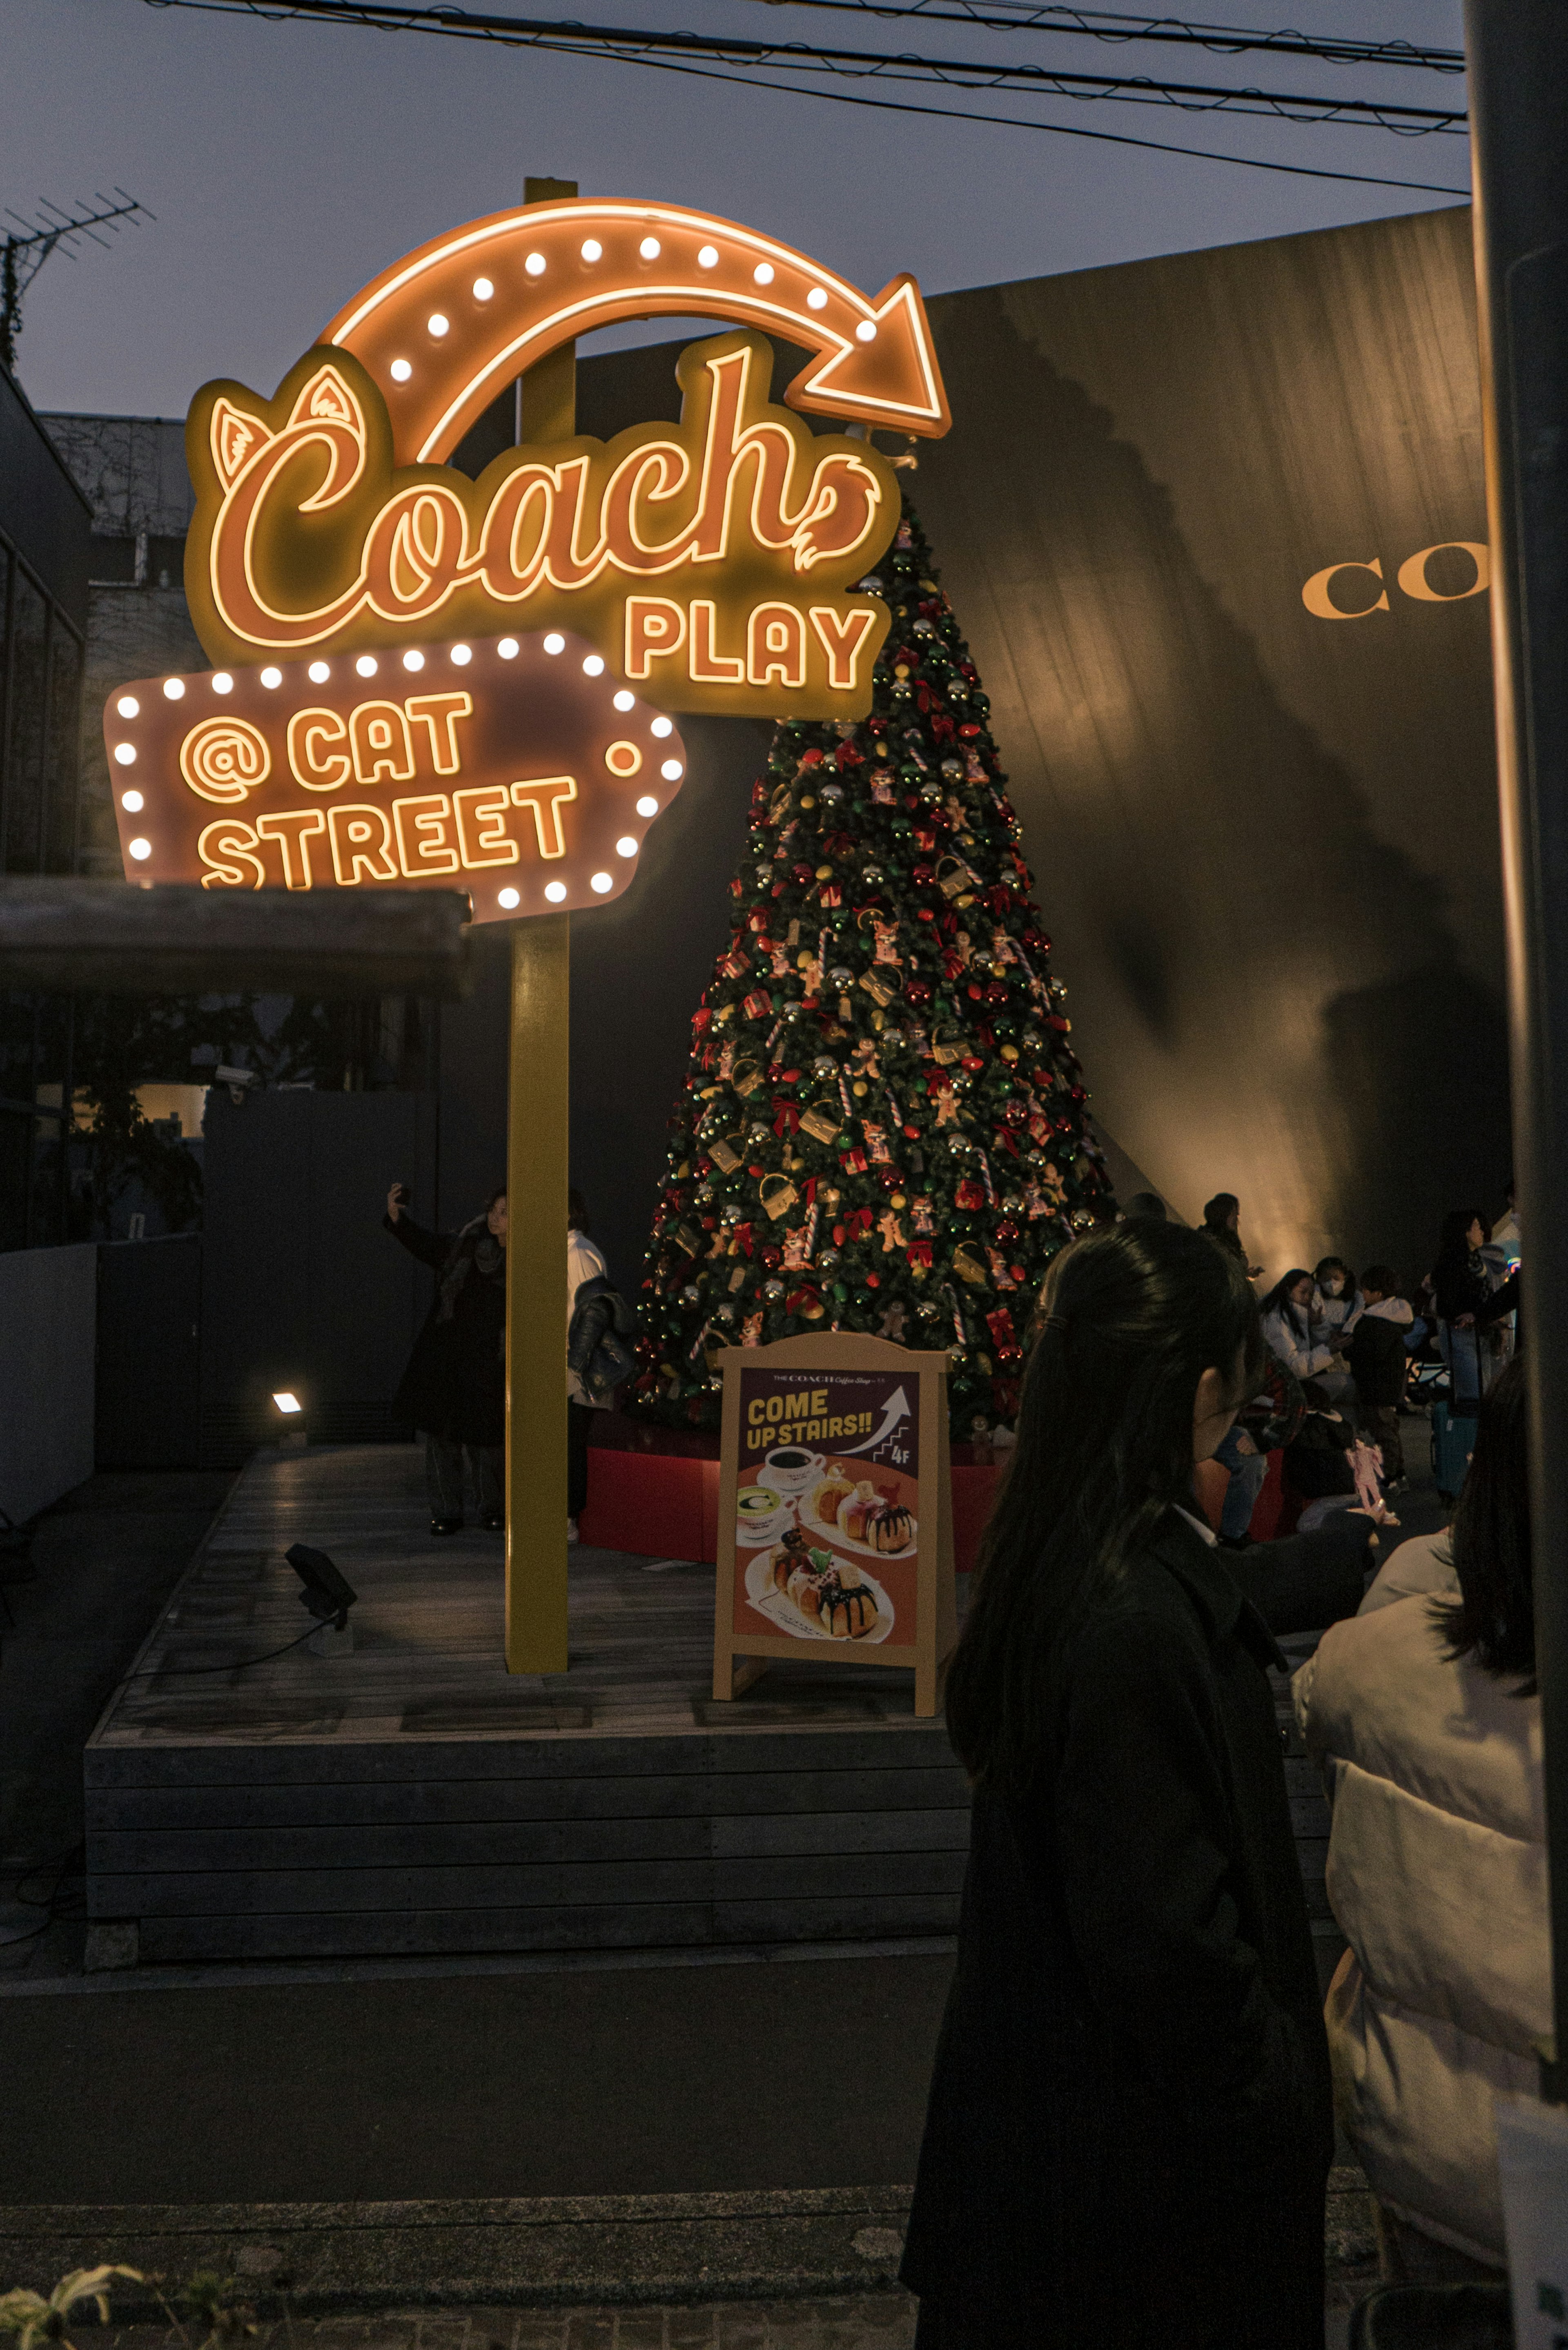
[{"xmin": 384, "ymin": 1181, "xmax": 508, "ymax": 1535}]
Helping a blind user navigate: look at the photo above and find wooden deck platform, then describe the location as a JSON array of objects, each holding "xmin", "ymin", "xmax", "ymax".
[{"xmin": 85, "ymin": 1445, "xmax": 969, "ymax": 1965}]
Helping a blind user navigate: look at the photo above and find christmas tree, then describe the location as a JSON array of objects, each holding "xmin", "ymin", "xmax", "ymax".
[{"xmin": 629, "ymin": 493, "xmax": 1115, "ymax": 1441}]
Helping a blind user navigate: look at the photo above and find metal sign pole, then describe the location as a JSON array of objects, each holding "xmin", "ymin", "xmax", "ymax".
[
  {"xmin": 1463, "ymin": 0, "xmax": 1568, "ymax": 2098},
  {"xmin": 504, "ymin": 174, "xmax": 577, "ymax": 1676}
]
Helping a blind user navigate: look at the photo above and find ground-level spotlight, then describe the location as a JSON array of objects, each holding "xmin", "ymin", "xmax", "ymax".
[
  {"xmin": 272, "ymin": 1388, "xmax": 307, "ymax": 1449},
  {"xmin": 285, "ymin": 1542, "xmax": 357, "ymax": 1657}
]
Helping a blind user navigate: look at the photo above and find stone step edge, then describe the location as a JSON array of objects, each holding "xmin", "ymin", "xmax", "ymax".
[
  {"xmin": 0, "ymin": 2187, "xmax": 915, "ymax": 2313},
  {"xmin": 0, "ymin": 2170, "xmax": 1375, "ymax": 2313}
]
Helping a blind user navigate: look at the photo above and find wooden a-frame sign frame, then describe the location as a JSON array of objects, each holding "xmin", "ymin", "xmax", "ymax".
[{"xmin": 711, "ymin": 1332, "xmax": 959, "ymax": 1716}]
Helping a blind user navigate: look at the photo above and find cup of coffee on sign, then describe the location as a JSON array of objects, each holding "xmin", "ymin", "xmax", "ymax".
[
  {"xmin": 764, "ymin": 1446, "xmax": 824, "ymax": 1495},
  {"xmin": 736, "ymin": 1485, "xmax": 792, "ymax": 1545}
]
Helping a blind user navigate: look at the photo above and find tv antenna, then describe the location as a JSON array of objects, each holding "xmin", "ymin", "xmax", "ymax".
[{"xmin": 2, "ymin": 190, "xmax": 154, "ymax": 375}]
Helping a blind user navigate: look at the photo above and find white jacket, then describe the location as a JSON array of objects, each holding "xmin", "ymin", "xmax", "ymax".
[
  {"xmin": 1294, "ymin": 1574, "xmax": 1547, "ymax": 2263},
  {"xmin": 1261, "ymin": 1303, "xmax": 1335, "ymax": 1380}
]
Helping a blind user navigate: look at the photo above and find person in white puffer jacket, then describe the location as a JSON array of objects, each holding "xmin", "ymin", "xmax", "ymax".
[{"xmin": 1293, "ymin": 1355, "xmax": 1544, "ymax": 2280}]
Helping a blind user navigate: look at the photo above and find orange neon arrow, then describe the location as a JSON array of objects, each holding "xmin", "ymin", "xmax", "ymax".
[{"xmin": 322, "ymin": 200, "xmax": 951, "ymax": 465}]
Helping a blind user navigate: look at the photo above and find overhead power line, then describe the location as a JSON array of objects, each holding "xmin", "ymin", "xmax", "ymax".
[
  {"xmin": 140, "ymin": 0, "xmax": 1468, "ymax": 127},
  {"xmin": 730, "ymin": 0, "xmax": 1467, "ymax": 75},
  {"xmin": 138, "ymin": 0, "xmax": 1472, "ymax": 195}
]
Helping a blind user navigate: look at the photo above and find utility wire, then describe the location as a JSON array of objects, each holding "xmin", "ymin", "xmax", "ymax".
[
  {"xmin": 141, "ymin": 0, "xmax": 1468, "ymax": 127},
  {"xmin": 726, "ymin": 0, "xmax": 1466, "ymax": 75},
  {"xmin": 523, "ymin": 40, "xmax": 1472, "ymax": 189},
  {"xmin": 139, "ymin": 0, "xmax": 1472, "ymax": 192}
]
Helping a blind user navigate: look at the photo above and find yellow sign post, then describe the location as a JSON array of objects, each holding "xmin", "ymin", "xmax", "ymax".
[{"xmin": 505, "ymin": 176, "xmax": 578, "ymax": 1675}]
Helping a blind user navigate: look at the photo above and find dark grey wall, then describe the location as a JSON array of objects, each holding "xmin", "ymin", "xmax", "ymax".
[
  {"xmin": 0, "ymin": 363, "xmax": 92, "ymax": 624},
  {"xmin": 200, "ymin": 1088, "xmax": 438, "ymax": 1462},
  {"xmin": 913, "ymin": 206, "xmax": 1503, "ymax": 1287}
]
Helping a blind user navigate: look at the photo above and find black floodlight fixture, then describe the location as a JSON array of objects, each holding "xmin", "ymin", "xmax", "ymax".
[{"xmin": 285, "ymin": 1542, "xmax": 357, "ymax": 1630}]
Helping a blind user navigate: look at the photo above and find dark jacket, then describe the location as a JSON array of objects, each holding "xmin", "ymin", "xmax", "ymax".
[
  {"xmin": 1284, "ymin": 1404, "xmax": 1356, "ymax": 1500},
  {"xmin": 1348, "ymin": 1309, "xmax": 1410, "ymax": 1407},
  {"xmin": 1433, "ymin": 1247, "xmax": 1490, "ymax": 1323},
  {"xmin": 567, "ymin": 1273, "xmax": 637, "ymax": 1404},
  {"xmin": 901, "ymin": 1512, "xmax": 1334, "ymax": 2349},
  {"xmin": 385, "ymin": 1211, "xmax": 506, "ymax": 1445}
]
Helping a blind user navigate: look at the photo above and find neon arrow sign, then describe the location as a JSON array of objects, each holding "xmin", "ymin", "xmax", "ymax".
[{"xmin": 323, "ymin": 198, "xmax": 952, "ymax": 465}]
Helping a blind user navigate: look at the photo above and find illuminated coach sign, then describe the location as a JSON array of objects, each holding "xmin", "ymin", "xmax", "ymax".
[
  {"xmin": 105, "ymin": 628, "xmax": 686, "ymax": 922},
  {"xmin": 188, "ymin": 337, "xmax": 895, "ymax": 719},
  {"xmin": 182, "ymin": 199, "xmax": 951, "ymax": 722},
  {"xmin": 109, "ymin": 198, "xmax": 954, "ymax": 900}
]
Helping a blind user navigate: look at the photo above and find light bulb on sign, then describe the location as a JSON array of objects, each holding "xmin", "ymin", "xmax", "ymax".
[
  {"xmin": 308, "ymin": 660, "xmax": 331, "ymax": 683},
  {"xmin": 525, "ymin": 253, "xmax": 546, "ymax": 278},
  {"xmin": 856, "ymin": 321, "xmax": 878, "ymax": 343},
  {"xmin": 543, "ymin": 634, "xmax": 565, "ymax": 655},
  {"xmin": 473, "ymin": 277, "xmax": 494, "ymax": 300},
  {"xmin": 212, "ymin": 673, "xmax": 233, "ymax": 695},
  {"xmin": 116, "ymin": 695, "xmax": 139, "ymax": 719},
  {"xmin": 261, "ymin": 667, "xmax": 283, "ymax": 688},
  {"xmin": 128, "ymin": 838, "xmax": 152, "ymax": 861},
  {"xmin": 636, "ymin": 795, "xmax": 658, "ymax": 818},
  {"xmin": 428, "ymin": 313, "xmax": 450, "ymax": 336},
  {"xmin": 355, "ymin": 654, "xmax": 378, "ymax": 677},
  {"xmin": 390, "ymin": 359, "xmax": 412, "ymax": 382},
  {"xmin": 582, "ymin": 654, "xmax": 605, "ymax": 677},
  {"xmin": 754, "ymin": 263, "xmax": 775, "ymax": 285},
  {"xmin": 450, "ymin": 644, "xmax": 472, "ymax": 666},
  {"xmin": 616, "ymin": 836, "xmax": 638, "ymax": 858},
  {"xmin": 580, "ymin": 239, "xmax": 602, "ymax": 262},
  {"xmin": 544, "ymin": 881, "xmax": 567, "ymax": 902},
  {"xmin": 402, "ymin": 650, "xmax": 425, "ymax": 672},
  {"xmin": 498, "ymin": 639, "xmax": 519, "ymax": 659},
  {"xmin": 114, "ymin": 743, "xmax": 136, "ymax": 766},
  {"xmin": 650, "ymin": 716, "xmax": 673, "ymax": 738},
  {"xmin": 498, "ymin": 887, "xmax": 520, "ymax": 910},
  {"xmin": 661, "ymin": 758, "xmax": 684, "ymax": 781},
  {"xmin": 613, "ymin": 690, "xmax": 635, "ymax": 711},
  {"xmin": 121, "ymin": 790, "xmax": 144, "ymax": 813},
  {"xmin": 639, "ymin": 236, "xmax": 661, "ymax": 261},
  {"xmin": 163, "ymin": 678, "xmax": 185, "ymax": 700},
  {"xmin": 698, "ymin": 246, "xmax": 719, "ymax": 269},
  {"xmin": 590, "ymin": 871, "xmax": 613, "ymax": 893}
]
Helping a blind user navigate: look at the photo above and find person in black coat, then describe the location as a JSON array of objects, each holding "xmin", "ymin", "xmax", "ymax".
[
  {"xmin": 385, "ymin": 1182, "xmax": 507, "ymax": 1535},
  {"xmin": 901, "ymin": 1220, "xmax": 1336, "ymax": 2349}
]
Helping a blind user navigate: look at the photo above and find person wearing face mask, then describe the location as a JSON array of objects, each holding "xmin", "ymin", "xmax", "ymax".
[
  {"xmin": 1313, "ymin": 1257, "xmax": 1363, "ymax": 1340},
  {"xmin": 385, "ymin": 1182, "xmax": 508, "ymax": 1535}
]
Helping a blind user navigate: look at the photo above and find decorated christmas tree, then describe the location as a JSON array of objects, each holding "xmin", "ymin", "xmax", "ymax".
[{"xmin": 628, "ymin": 494, "xmax": 1115, "ymax": 1441}]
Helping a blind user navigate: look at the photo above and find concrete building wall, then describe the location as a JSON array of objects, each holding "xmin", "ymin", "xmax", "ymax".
[
  {"xmin": 0, "ymin": 1243, "xmax": 96, "ymax": 1521},
  {"xmin": 38, "ymin": 413, "xmax": 200, "ymax": 878}
]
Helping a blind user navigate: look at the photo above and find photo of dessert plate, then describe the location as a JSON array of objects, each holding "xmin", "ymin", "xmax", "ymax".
[
  {"xmin": 797, "ymin": 1482, "xmax": 917, "ymax": 1561},
  {"xmin": 744, "ymin": 1550, "xmax": 893, "ymax": 1644}
]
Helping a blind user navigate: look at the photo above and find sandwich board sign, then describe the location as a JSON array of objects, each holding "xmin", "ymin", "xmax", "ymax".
[{"xmin": 713, "ymin": 1332, "xmax": 958, "ymax": 1715}]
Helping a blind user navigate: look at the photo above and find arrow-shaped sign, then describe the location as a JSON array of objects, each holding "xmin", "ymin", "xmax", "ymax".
[
  {"xmin": 323, "ymin": 199, "xmax": 951, "ymax": 466},
  {"xmin": 833, "ymin": 1385, "xmax": 913, "ymax": 1459}
]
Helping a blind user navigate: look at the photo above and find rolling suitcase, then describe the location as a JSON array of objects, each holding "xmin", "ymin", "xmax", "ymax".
[{"xmin": 1431, "ymin": 1399, "xmax": 1478, "ymax": 1501}]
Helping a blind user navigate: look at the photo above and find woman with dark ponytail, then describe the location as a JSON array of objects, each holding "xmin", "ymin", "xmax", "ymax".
[{"xmin": 901, "ymin": 1221, "xmax": 1334, "ymax": 2349}]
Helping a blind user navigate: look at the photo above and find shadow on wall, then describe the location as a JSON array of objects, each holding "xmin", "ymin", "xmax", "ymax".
[{"xmin": 911, "ymin": 236, "xmax": 1506, "ymax": 1287}]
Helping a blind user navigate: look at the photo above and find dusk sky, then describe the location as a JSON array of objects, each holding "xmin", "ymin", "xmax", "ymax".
[{"xmin": 8, "ymin": 0, "xmax": 1469, "ymax": 419}]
